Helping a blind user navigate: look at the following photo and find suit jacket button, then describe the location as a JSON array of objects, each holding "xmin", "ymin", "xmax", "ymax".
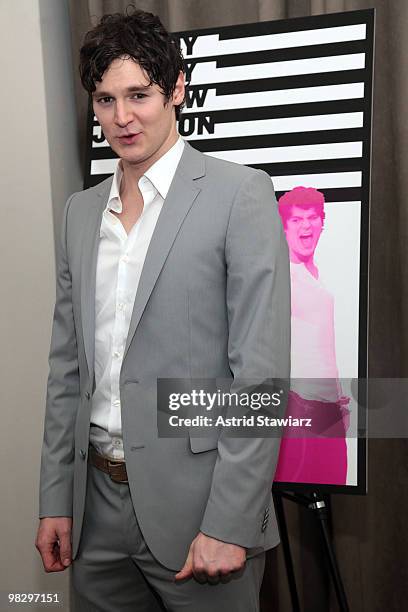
[
  {"xmin": 85, "ymin": 392, "xmax": 91, "ymax": 400},
  {"xmin": 80, "ymin": 449, "xmax": 86, "ymax": 460}
]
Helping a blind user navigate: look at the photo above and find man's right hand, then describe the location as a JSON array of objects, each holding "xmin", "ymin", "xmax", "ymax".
[{"xmin": 35, "ymin": 517, "xmax": 73, "ymax": 572}]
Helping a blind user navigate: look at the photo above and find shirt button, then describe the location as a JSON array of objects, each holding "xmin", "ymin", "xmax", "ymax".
[
  {"xmin": 114, "ymin": 399, "xmax": 120, "ymax": 407},
  {"xmin": 113, "ymin": 351, "xmax": 121, "ymax": 358},
  {"xmin": 121, "ymin": 255, "xmax": 129, "ymax": 263},
  {"xmin": 118, "ymin": 302, "xmax": 125, "ymax": 311}
]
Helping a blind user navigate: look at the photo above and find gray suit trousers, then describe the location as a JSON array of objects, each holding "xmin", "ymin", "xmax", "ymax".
[{"xmin": 72, "ymin": 460, "xmax": 266, "ymax": 612}]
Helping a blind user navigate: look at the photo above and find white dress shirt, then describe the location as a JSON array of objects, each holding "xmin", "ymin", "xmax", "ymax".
[
  {"xmin": 90, "ymin": 137, "xmax": 185, "ymax": 459},
  {"xmin": 289, "ymin": 261, "xmax": 341, "ymax": 402}
]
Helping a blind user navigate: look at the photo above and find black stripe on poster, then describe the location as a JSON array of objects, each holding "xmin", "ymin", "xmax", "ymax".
[
  {"xmin": 186, "ymin": 69, "xmax": 365, "ymax": 96},
  {"xmin": 182, "ymin": 40, "xmax": 366, "ymax": 68},
  {"xmin": 180, "ymin": 99, "xmax": 365, "ymax": 123},
  {"xmin": 176, "ymin": 11, "xmax": 369, "ymax": 43},
  {"xmin": 86, "ymin": 174, "xmax": 113, "ymax": 188},
  {"xmin": 188, "ymin": 128, "xmax": 364, "ymax": 152},
  {"xmin": 215, "ymin": 40, "xmax": 366, "ymax": 67},
  {"xmin": 251, "ymin": 158, "xmax": 363, "ymax": 176}
]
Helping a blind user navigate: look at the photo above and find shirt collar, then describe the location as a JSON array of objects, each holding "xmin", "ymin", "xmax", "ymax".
[
  {"xmin": 106, "ymin": 161, "xmax": 123, "ymax": 213},
  {"xmin": 144, "ymin": 136, "xmax": 185, "ymax": 199},
  {"xmin": 105, "ymin": 137, "xmax": 185, "ymax": 213}
]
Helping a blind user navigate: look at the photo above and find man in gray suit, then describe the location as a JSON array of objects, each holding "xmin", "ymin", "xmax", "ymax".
[{"xmin": 36, "ymin": 9, "xmax": 290, "ymax": 612}]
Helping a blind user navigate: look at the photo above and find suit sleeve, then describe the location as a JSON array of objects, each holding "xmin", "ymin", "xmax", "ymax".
[
  {"xmin": 39, "ymin": 194, "xmax": 80, "ymax": 518},
  {"xmin": 199, "ymin": 170, "xmax": 290, "ymax": 548}
]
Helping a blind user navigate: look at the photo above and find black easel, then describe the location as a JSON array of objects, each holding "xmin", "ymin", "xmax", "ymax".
[{"xmin": 272, "ymin": 488, "xmax": 350, "ymax": 612}]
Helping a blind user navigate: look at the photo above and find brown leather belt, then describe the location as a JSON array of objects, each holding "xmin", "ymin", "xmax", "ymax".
[{"xmin": 89, "ymin": 446, "xmax": 128, "ymax": 483}]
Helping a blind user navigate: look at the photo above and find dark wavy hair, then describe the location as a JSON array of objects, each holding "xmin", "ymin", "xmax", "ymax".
[
  {"xmin": 278, "ymin": 186, "xmax": 326, "ymax": 228},
  {"xmin": 79, "ymin": 8, "xmax": 185, "ymax": 119}
]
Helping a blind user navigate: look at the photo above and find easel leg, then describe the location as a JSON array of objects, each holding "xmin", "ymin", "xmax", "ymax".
[
  {"xmin": 273, "ymin": 491, "xmax": 301, "ymax": 612},
  {"xmin": 274, "ymin": 490, "xmax": 350, "ymax": 612},
  {"xmin": 309, "ymin": 495, "xmax": 349, "ymax": 612}
]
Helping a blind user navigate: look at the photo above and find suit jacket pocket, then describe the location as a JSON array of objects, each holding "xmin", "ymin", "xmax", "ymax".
[{"xmin": 188, "ymin": 433, "xmax": 219, "ymax": 454}]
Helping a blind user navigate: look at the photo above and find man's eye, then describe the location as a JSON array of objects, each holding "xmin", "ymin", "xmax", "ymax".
[
  {"xmin": 131, "ymin": 93, "xmax": 148, "ymax": 100},
  {"xmin": 97, "ymin": 97, "xmax": 113, "ymax": 105}
]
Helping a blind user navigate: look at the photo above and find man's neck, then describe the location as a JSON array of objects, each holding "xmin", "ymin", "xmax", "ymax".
[
  {"xmin": 290, "ymin": 253, "xmax": 319, "ymax": 279},
  {"xmin": 120, "ymin": 129, "xmax": 179, "ymax": 194},
  {"xmin": 304, "ymin": 259, "xmax": 319, "ymax": 279}
]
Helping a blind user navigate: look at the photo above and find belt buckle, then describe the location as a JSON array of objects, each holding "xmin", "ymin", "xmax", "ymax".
[{"xmin": 107, "ymin": 459, "xmax": 127, "ymax": 484}]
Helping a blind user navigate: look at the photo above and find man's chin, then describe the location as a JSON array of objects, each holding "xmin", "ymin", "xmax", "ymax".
[
  {"xmin": 118, "ymin": 150, "xmax": 149, "ymax": 165},
  {"xmin": 290, "ymin": 249, "xmax": 315, "ymax": 262},
  {"xmin": 108, "ymin": 141, "xmax": 144, "ymax": 161}
]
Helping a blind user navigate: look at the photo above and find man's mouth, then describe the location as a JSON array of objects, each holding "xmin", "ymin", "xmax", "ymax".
[
  {"xmin": 118, "ymin": 133, "xmax": 141, "ymax": 144},
  {"xmin": 299, "ymin": 233, "xmax": 313, "ymax": 248}
]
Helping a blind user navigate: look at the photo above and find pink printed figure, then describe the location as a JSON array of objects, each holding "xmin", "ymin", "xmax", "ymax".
[{"xmin": 274, "ymin": 187, "xmax": 349, "ymax": 485}]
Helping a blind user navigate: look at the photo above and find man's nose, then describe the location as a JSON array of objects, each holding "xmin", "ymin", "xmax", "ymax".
[{"xmin": 114, "ymin": 100, "xmax": 132, "ymax": 127}]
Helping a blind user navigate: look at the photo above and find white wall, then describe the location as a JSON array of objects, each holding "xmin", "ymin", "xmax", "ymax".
[{"xmin": 0, "ymin": 0, "xmax": 81, "ymax": 609}]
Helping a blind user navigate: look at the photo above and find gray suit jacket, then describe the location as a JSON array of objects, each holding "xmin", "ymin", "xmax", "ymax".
[{"xmin": 40, "ymin": 141, "xmax": 290, "ymax": 570}]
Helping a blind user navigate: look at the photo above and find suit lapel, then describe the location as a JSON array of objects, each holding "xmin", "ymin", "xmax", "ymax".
[
  {"xmin": 123, "ymin": 143, "xmax": 205, "ymax": 360},
  {"xmin": 80, "ymin": 180, "xmax": 112, "ymax": 379}
]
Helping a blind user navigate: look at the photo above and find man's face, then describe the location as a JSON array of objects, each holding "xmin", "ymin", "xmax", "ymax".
[
  {"xmin": 92, "ymin": 56, "xmax": 184, "ymax": 169},
  {"xmin": 284, "ymin": 205, "xmax": 323, "ymax": 262}
]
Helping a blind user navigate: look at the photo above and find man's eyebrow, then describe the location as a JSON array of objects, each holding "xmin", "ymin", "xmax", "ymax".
[{"xmin": 92, "ymin": 85, "xmax": 152, "ymax": 97}]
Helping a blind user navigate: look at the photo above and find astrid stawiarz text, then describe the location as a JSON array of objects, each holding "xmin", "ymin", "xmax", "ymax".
[{"xmin": 168, "ymin": 414, "xmax": 312, "ymax": 428}]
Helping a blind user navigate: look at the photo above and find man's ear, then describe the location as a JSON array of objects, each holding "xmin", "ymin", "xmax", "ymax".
[{"xmin": 172, "ymin": 71, "xmax": 185, "ymax": 106}]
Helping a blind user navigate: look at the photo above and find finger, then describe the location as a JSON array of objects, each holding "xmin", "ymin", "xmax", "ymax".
[
  {"xmin": 174, "ymin": 565, "xmax": 193, "ymax": 581},
  {"xmin": 228, "ymin": 563, "xmax": 246, "ymax": 579},
  {"xmin": 41, "ymin": 543, "xmax": 66, "ymax": 572},
  {"xmin": 193, "ymin": 571, "xmax": 208, "ymax": 584},
  {"xmin": 57, "ymin": 528, "xmax": 72, "ymax": 567},
  {"xmin": 174, "ymin": 550, "xmax": 193, "ymax": 581},
  {"xmin": 36, "ymin": 530, "xmax": 64, "ymax": 572},
  {"xmin": 192, "ymin": 564, "xmax": 208, "ymax": 584}
]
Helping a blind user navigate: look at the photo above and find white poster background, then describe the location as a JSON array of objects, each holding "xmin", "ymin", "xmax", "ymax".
[{"xmin": 313, "ymin": 201, "xmax": 361, "ymax": 485}]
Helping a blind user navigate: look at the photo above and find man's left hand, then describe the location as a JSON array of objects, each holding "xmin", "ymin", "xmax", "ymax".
[{"xmin": 174, "ymin": 532, "xmax": 246, "ymax": 584}]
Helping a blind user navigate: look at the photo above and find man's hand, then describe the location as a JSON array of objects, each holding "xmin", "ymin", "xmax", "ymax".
[
  {"xmin": 175, "ymin": 532, "xmax": 246, "ymax": 584},
  {"xmin": 35, "ymin": 517, "xmax": 73, "ymax": 572}
]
